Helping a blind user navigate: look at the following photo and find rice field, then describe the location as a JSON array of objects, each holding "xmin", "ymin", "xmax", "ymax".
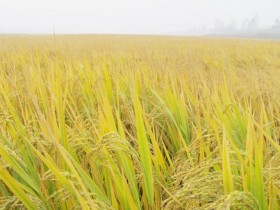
[{"xmin": 0, "ymin": 35, "xmax": 280, "ymax": 209}]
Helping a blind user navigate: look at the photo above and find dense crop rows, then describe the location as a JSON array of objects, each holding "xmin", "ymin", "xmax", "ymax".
[{"xmin": 0, "ymin": 35, "xmax": 280, "ymax": 209}]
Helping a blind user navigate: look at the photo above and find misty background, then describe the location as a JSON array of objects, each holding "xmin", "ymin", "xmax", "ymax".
[{"xmin": 0, "ymin": 0, "xmax": 279, "ymax": 38}]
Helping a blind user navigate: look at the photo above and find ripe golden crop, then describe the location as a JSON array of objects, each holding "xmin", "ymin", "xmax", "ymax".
[{"xmin": 0, "ymin": 35, "xmax": 280, "ymax": 209}]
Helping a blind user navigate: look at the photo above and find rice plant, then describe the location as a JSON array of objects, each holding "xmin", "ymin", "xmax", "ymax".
[{"xmin": 0, "ymin": 35, "xmax": 279, "ymax": 209}]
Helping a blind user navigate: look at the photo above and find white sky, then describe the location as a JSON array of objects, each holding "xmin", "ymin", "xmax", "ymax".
[{"xmin": 0, "ymin": 0, "xmax": 279, "ymax": 34}]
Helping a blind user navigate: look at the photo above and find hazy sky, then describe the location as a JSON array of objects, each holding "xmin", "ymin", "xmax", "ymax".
[{"xmin": 0, "ymin": 0, "xmax": 279, "ymax": 34}]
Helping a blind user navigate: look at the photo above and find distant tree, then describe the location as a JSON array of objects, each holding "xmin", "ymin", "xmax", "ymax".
[
  {"xmin": 227, "ymin": 22, "xmax": 237, "ymax": 32},
  {"xmin": 241, "ymin": 19, "xmax": 249, "ymax": 30},
  {"xmin": 272, "ymin": 18, "xmax": 280, "ymax": 29},
  {"xmin": 247, "ymin": 15, "xmax": 259, "ymax": 30},
  {"xmin": 215, "ymin": 19, "xmax": 225, "ymax": 31}
]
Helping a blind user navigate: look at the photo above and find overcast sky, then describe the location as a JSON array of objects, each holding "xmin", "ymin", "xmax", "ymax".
[{"xmin": 0, "ymin": 0, "xmax": 279, "ymax": 34}]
